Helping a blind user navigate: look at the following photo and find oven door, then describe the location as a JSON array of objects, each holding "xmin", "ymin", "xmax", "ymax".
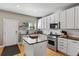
[
  {"xmin": 48, "ymin": 40, "xmax": 55, "ymax": 46},
  {"xmin": 47, "ymin": 38, "xmax": 57, "ymax": 51}
]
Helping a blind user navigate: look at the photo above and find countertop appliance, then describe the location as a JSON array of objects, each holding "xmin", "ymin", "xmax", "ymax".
[
  {"xmin": 47, "ymin": 32, "xmax": 60, "ymax": 51},
  {"xmin": 50, "ymin": 22, "xmax": 60, "ymax": 29}
]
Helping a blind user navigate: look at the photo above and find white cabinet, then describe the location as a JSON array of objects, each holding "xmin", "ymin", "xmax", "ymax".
[
  {"xmin": 50, "ymin": 12, "xmax": 60, "ymax": 24},
  {"xmin": 23, "ymin": 36, "xmax": 47, "ymax": 56},
  {"xmin": 66, "ymin": 8, "xmax": 75, "ymax": 29},
  {"xmin": 58, "ymin": 38, "xmax": 68, "ymax": 54},
  {"xmin": 60, "ymin": 11, "xmax": 66, "ymax": 29},
  {"xmin": 38, "ymin": 16, "xmax": 50, "ymax": 30},
  {"xmin": 75, "ymin": 6, "xmax": 79, "ymax": 29},
  {"xmin": 46, "ymin": 16, "xmax": 51, "ymax": 29},
  {"xmin": 38, "ymin": 19, "xmax": 42, "ymax": 29},
  {"xmin": 58, "ymin": 38, "xmax": 79, "ymax": 56},
  {"xmin": 38, "ymin": 34, "xmax": 47, "ymax": 41},
  {"xmin": 41, "ymin": 19, "xmax": 43, "ymax": 29},
  {"xmin": 50, "ymin": 14, "xmax": 55, "ymax": 23},
  {"xmin": 67, "ymin": 39, "xmax": 79, "ymax": 56},
  {"xmin": 38, "ymin": 18, "xmax": 46, "ymax": 29},
  {"xmin": 43, "ymin": 17, "xmax": 47, "ymax": 29},
  {"xmin": 33, "ymin": 41, "xmax": 47, "ymax": 56},
  {"xmin": 38, "ymin": 5, "xmax": 79, "ymax": 29},
  {"xmin": 50, "ymin": 12, "xmax": 60, "ymax": 23},
  {"xmin": 54, "ymin": 12, "xmax": 60, "ymax": 23},
  {"xmin": 42, "ymin": 18, "xmax": 45, "ymax": 29}
]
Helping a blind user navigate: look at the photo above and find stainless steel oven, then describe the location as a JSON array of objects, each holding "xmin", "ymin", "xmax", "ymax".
[{"xmin": 47, "ymin": 35, "xmax": 58, "ymax": 51}]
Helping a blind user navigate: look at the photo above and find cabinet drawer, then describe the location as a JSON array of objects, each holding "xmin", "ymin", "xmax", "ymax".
[
  {"xmin": 58, "ymin": 41, "xmax": 67, "ymax": 45},
  {"xmin": 58, "ymin": 43, "xmax": 67, "ymax": 48},
  {"xmin": 68, "ymin": 39, "xmax": 79, "ymax": 45},
  {"xmin": 58, "ymin": 38, "xmax": 68, "ymax": 42},
  {"xmin": 58, "ymin": 46, "xmax": 67, "ymax": 53}
]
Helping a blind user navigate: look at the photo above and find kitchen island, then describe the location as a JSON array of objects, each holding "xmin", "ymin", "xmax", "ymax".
[{"xmin": 23, "ymin": 34, "xmax": 48, "ymax": 56}]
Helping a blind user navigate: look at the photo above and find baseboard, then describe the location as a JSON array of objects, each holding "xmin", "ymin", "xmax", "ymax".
[{"xmin": 0, "ymin": 45, "xmax": 4, "ymax": 48}]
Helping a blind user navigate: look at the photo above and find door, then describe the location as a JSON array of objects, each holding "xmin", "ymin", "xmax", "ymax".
[{"xmin": 3, "ymin": 19, "xmax": 18, "ymax": 46}]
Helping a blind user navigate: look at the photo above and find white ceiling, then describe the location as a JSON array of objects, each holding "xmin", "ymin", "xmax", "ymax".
[{"xmin": 0, "ymin": 3, "xmax": 78, "ymax": 17}]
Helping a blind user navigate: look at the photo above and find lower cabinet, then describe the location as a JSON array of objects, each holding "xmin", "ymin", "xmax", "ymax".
[
  {"xmin": 58, "ymin": 38, "xmax": 68, "ymax": 54},
  {"xmin": 67, "ymin": 39, "xmax": 79, "ymax": 56},
  {"xmin": 58, "ymin": 38, "xmax": 79, "ymax": 56}
]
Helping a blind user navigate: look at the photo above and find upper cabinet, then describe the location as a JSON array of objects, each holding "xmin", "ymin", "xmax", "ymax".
[
  {"xmin": 38, "ymin": 5, "xmax": 79, "ymax": 30},
  {"xmin": 50, "ymin": 12, "xmax": 60, "ymax": 23},
  {"xmin": 38, "ymin": 19, "xmax": 42, "ymax": 29},
  {"xmin": 54, "ymin": 12, "xmax": 60, "ymax": 23},
  {"xmin": 66, "ymin": 8, "xmax": 75, "ymax": 29},
  {"xmin": 75, "ymin": 6, "xmax": 79, "ymax": 29},
  {"xmin": 46, "ymin": 16, "xmax": 51, "ymax": 29},
  {"xmin": 38, "ymin": 16, "xmax": 51, "ymax": 30},
  {"xmin": 50, "ymin": 14, "xmax": 55, "ymax": 23},
  {"xmin": 43, "ymin": 17, "xmax": 47, "ymax": 29},
  {"xmin": 60, "ymin": 11, "xmax": 66, "ymax": 29}
]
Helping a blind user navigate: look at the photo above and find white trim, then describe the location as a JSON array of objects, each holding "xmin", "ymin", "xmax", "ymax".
[{"xmin": 0, "ymin": 45, "xmax": 4, "ymax": 48}]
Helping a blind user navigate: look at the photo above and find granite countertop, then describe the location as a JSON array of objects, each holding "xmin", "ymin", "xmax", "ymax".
[
  {"xmin": 60, "ymin": 35, "xmax": 79, "ymax": 41},
  {"xmin": 23, "ymin": 34, "xmax": 48, "ymax": 45}
]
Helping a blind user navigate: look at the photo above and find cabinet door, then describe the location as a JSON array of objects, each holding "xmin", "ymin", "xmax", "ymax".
[
  {"xmin": 41, "ymin": 19, "xmax": 44, "ymax": 29},
  {"xmin": 66, "ymin": 8, "xmax": 75, "ymax": 29},
  {"xmin": 54, "ymin": 13, "xmax": 60, "ymax": 23},
  {"xmin": 58, "ymin": 38, "xmax": 67, "ymax": 54},
  {"xmin": 75, "ymin": 6, "xmax": 79, "ymax": 29},
  {"xmin": 42, "ymin": 18, "xmax": 45, "ymax": 29},
  {"xmin": 50, "ymin": 14, "xmax": 55, "ymax": 23},
  {"xmin": 46, "ymin": 16, "xmax": 51, "ymax": 29},
  {"xmin": 67, "ymin": 40, "xmax": 79, "ymax": 56},
  {"xmin": 38, "ymin": 19, "xmax": 42, "ymax": 29},
  {"xmin": 60, "ymin": 11, "xmax": 66, "ymax": 29},
  {"xmin": 34, "ymin": 41, "xmax": 47, "ymax": 56},
  {"xmin": 44, "ymin": 17, "xmax": 47, "ymax": 29}
]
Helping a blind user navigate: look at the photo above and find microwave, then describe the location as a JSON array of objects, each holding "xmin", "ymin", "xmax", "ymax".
[{"xmin": 50, "ymin": 22, "xmax": 60, "ymax": 29}]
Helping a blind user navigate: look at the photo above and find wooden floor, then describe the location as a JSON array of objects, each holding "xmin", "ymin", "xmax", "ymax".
[{"xmin": 0, "ymin": 44, "xmax": 64, "ymax": 56}]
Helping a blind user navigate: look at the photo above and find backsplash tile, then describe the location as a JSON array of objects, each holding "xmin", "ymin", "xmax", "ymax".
[
  {"xmin": 42, "ymin": 29, "xmax": 61, "ymax": 35},
  {"xmin": 63, "ymin": 29, "xmax": 79, "ymax": 36}
]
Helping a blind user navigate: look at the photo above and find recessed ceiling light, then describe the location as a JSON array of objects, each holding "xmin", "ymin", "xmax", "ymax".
[{"xmin": 16, "ymin": 5, "xmax": 20, "ymax": 8}]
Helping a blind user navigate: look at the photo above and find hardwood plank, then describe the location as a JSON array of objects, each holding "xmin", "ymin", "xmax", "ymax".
[
  {"xmin": 0, "ymin": 44, "xmax": 64, "ymax": 56},
  {"xmin": 0, "ymin": 48, "xmax": 3, "ymax": 55}
]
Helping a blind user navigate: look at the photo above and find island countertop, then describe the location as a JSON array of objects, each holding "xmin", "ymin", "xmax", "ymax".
[{"xmin": 23, "ymin": 34, "xmax": 48, "ymax": 45}]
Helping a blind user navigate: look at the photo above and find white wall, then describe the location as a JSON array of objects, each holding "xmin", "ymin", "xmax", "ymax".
[{"xmin": 0, "ymin": 10, "xmax": 37, "ymax": 45}]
